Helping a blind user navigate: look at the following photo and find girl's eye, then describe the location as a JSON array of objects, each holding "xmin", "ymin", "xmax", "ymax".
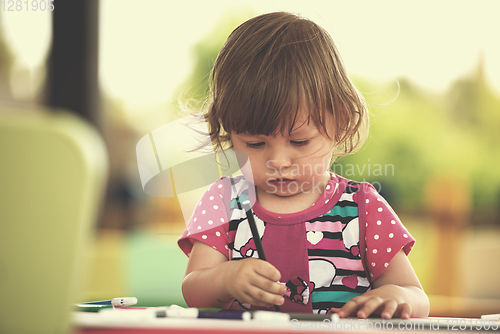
[
  {"xmin": 246, "ymin": 142, "xmax": 265, "ymax": 148},
  {"xmin": 291, "ymin": 140, "xmax": 309, "ymax": 146}
]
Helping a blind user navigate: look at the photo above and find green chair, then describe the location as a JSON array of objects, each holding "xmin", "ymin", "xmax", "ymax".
[{"xmin": 0, "ymin": 108, "xmax": 108, "ymax": 334}]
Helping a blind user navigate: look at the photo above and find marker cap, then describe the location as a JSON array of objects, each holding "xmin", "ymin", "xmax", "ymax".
[{"xmin": 111, "ymin": 297, "xmax": 138, "ymax": 307}]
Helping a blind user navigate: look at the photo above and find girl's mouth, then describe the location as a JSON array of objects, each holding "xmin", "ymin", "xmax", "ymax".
[{"xmin": 268, "ymin": 178, "xmax": 295, "ymax": 187}]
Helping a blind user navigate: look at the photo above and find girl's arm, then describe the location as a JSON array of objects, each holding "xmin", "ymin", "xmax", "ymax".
[
  {"xmin": 332, "ymin": 249, "xmax": 430, "ymax": 319},
  {"xmin": 182, "ymin": 240, "xmax": 286, "ymax": 309}
]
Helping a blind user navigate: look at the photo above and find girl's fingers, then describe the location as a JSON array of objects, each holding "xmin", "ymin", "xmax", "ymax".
[
  {"xmin": 338, "ymin": 298, "xmax": 412, "ymax": 319},
  {"xmin": 229, "ymin": 258, "xmax": 286, "ymax": 307},
  {"xmin": 254, "ymin": 260, "xmax": 282, "ymax": 283},
  {"xmin": 240, "ymin": 291, "xmax": 274, "ymax": 308},
  {"xmin": 380, "ymin": 299, "xmax": 398, "ymax": 319},
  {"xmin": 245, "ymin": 259, "xmax": 286, "ymax": 297},
  {"xmin": 242, "ymin": 285, "xmax": 284, "ymax": 307},
  {"xmin": 337, "ymin": 297, "xmax": 362, "ymax": 318},
  {"xmin": 398, "ymin": 303, "xmax": 412, "ymax": 319},
  {"xmin": 249, "ymin": 273, "xmax": 286, "ymax": 296},
  {"xmin": 356, "ymin": 297, "xmax": 384, "ymax": 318}
]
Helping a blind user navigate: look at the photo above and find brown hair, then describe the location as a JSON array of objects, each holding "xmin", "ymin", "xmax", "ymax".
[{"xmin": 203, "ymin": 11, "xmax": 368, "ymax": 159}]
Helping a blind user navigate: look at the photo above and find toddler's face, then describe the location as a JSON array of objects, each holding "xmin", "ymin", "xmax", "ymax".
[{"xmin": 230, "ymin": 109, "xmax": 334, "ymax": 198}]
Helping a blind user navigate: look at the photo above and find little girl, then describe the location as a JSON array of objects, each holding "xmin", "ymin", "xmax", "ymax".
[{"xmin": 178, "ymin": 12, "xmax": 429, "ymax": 319}]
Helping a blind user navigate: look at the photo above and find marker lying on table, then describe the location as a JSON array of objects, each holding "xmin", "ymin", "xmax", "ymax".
[
  {"xmin": 74, "ymin": 297, "xmax": 138, "ymax": 312},
  {"xmin": 241, "ymin": 199, "xmax": 281, "ymax": 312},
  {"xmin": 93, "ymin": 306, "xmax": 338, "ymax": 322},
  {"xmin": 155, "ymin": 306, "xmax": 339, "ymax": 322},
  {"xmin": 159, "ymin": 306, "xmax": 252, "ymax": 320}
]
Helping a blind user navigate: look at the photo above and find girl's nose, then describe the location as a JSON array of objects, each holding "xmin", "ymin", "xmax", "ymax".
[{"xmin": 267, "ymin": 151, "xmax": 292, "ymax": 172}]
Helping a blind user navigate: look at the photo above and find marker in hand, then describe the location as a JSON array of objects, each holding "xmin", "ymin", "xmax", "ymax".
[{"xmin": 241, "ymin": 200, "xmax": 281, "ymax": 312}]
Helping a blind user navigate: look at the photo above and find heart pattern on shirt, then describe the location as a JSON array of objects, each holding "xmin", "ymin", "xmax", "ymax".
[
  {"xmin": 306, "ymin": 231, "xmax": 323, "ymax": 245},
  {"xmin": 342, "ymin": 274, "xmax": 358, "ymax": 289}
]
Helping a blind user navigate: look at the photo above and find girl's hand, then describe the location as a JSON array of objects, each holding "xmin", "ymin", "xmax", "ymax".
[
  {"xmin": 222, "ymin": 257, "xmax": 286, "ymax": 308},
  {"xmin": 182, "ymin": 241, "xmax": 286, "ymax": 309},
  {"xmin": 330, "ymin": 284, "xmax": 414, "ymax": 319},
  {"xmin": 330, "ymin": 249, "xmax": 429, "ymax": 319}
]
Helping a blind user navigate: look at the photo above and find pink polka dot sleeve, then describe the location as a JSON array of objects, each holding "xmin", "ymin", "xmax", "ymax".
[
  {"xmin": 362, "ymin": 184, "xmax": 415, "ymax": 281},
  {"xmin": 177, "ymin": 178, "xmax": 231, "ymax": 258}
]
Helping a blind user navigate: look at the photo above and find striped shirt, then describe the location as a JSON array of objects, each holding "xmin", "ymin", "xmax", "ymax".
[{"xmin": 178, "ymin": 173, "xmax": 414, "ymax": 313}]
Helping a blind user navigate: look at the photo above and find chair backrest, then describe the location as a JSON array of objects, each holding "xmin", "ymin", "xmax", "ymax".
[{"xmin": 0, "ymin": 108, "xmax": 108, "ymax": 334}]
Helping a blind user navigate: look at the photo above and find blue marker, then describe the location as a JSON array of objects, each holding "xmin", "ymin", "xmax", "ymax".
[{"xmin": 76, "ymin": 297, "xmax": 138, "ymax": 308}]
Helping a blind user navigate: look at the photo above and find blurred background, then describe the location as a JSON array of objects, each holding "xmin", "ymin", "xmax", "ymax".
[{"xmin": 1, "ymin": 0, "xmax": 499, "ymax": 317}]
